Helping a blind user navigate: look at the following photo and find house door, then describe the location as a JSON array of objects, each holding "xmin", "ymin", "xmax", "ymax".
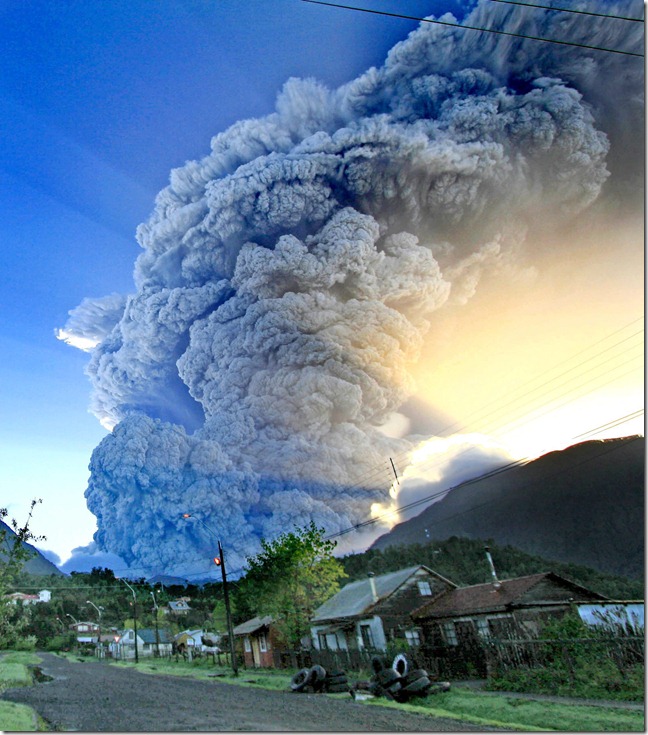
[{"xmin": 251, "ymin": 638, "xmax": 261, "ymax": 667}]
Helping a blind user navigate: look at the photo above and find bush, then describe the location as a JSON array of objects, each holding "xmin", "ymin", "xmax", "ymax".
[
  {"xmin": 11, "ymin": 636, "xmax": 37, "ymax": 652},
  {"xmin": 487, "ymin": 614, "xmax": 645, "ymax": 701}
]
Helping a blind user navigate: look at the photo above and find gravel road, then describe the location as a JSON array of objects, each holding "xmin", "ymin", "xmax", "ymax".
[{"xmin": 2, "ymin": 653, "xmax": 498, "ymax": 732}]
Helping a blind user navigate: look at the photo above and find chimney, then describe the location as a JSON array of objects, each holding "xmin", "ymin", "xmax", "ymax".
[
  {"xmin": 368, "ymin": 572, "xmax": 378, "ymax": 602},
  {"xmin": 484, "ymin": 546, "xmax": 502, "ymax": 590}
]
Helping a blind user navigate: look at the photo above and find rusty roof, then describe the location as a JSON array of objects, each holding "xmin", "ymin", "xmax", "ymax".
[
  {"xmin": 411, "ymin": 572, "xmax": 606, "ymax": 620},
  {"xmin": 232, "ymin": 615, "xmax": 274, "ymax": 636}
]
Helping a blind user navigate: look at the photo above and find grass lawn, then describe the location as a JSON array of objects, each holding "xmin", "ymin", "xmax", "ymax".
[
  {"xmin": 0, "ymin": 651, "xmax": 44, "ymax": 731},
  {"xmin": 0, "ymin": 700, "xmax": 41, "ymax": 731},
  {"xmin": 379, "ymin": 688, "xmax": 645, "ymax": 732},
  {"xmin": 113, "ymin": 657, "xmax": 293, "ymax": 690},
  {"xmin": 0, "ymin": 661, "xmax": 33, "ymax": 687},
  {"xmin": 1, "ymin": 651, "xmax": 42, "ymax": 666}
]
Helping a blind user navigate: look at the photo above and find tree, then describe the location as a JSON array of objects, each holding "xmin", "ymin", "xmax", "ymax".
[
  {"xmin": 236, "ymin": 522, "xmax": 346, "ymax": 649},
  {"xmin": 0, "ymin": 499, "xmax": 45, "ymax": 648}
]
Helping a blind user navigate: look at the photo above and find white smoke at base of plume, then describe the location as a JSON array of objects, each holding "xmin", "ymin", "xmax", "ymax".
[{"xmin": 58, "ymin": 0, "xmax": 642, "ymax": 576}]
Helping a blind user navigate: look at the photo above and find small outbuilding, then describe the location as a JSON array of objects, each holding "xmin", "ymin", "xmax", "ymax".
[{"xmin": 232, "ymin": 615, "xmax": 277, "ymax": 668}]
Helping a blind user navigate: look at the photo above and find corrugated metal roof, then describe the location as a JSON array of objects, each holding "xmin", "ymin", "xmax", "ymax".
[
  {"xmin": 312, "ymin": 566, "xmax": 430, "ymax": 622},
  {"xmin": 232, "ymin": 615, "xmax": 274, "ymax": 636},
  {"xmin": 137, "ymin": 628, "xmax": 174, "ymax": 644}
]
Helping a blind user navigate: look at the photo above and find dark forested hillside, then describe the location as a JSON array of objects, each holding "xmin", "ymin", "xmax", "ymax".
[
  {"xmin": 341, "ymin": 537, "xmax": 643, "ymax": 599},
  {"xmin": 370, "ymin": 437, "xmax": 644, "ymax": 580},
  {"xmin": 0, "ymin": 520, "xmax": 63, "ymax": 576}
]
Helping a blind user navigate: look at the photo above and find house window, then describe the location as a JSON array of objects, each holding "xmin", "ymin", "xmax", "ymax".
[
  {"xmin": 405, "ymin": 629, "xmax": 421, "ymax": 647},
  {"xmin": 258, "ymin": 633, "xmax": 268, "ymax": 653},
  {"xmin": 360, "ymin": 624, "xmax": 375, "ymax": 649},
  {"xmin": 475, "ymin": 618, "xmax": 490, "ymax": 638},
  {"xmin": 318, "ymin": 633, "xmax": 328, "ymax": 650},
  {"xmin": 417, "ymin": 580, "xmax": 432, "ymax": 596},
  {"xmin": 244, "ymin": 636, "xmax": 251, "ymax": 653},
  {"xmin": 488, "ymin": 616, "xmax": 516, "ymax": 639},
  {"xmin": 442, "ymin": 622, "xmax": 458, "ymax": 645}
]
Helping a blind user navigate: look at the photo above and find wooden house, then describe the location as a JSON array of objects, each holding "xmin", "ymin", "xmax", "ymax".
[
  {"xmin": 165, "ymin": 598, "xmax": 191, "ymax": 616},
  {"xmin": 113, "ymin": 627, "xmax": 174, "ymax": 659},
  {"xmin": 232, "ymin": 615, "xmax": 277, "ymax": 668},
  {"xmin": 411, "ymin": 572, "xmax": 608, "ymax": 645},
  {"xmin": 310, "ymin": 565, "xmax": 456, "ymax": 652}
]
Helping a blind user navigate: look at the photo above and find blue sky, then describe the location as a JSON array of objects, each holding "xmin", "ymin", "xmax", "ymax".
[
  {"xmin": 2, "ymin": 0, "xmax": 463, "ymax": 565},
  {"xmin": 1, "ymin": 0, "xmax": 643, "ymax": 574}
]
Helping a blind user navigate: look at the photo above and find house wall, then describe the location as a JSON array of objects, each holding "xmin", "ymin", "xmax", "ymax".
[
  {"xmin": 374, "ymin": 568, "xmax": 451, "ymax": 642},
  {"xmin": 241, "ymin": 628, "xmax": 279, "ymax": 668},
  {"xmin": 421, "ymin": 604, "xmax": 573, "ymax": 645}
]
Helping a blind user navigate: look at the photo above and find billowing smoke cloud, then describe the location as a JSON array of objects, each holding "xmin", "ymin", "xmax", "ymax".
[{"xmin": 59, "ymin": 0, "xmax": 642, "ymax": 576}]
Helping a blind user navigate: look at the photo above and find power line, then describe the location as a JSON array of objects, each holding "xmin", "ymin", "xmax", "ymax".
[
  {"xmin": 300, "ymin": 0, "xmax": 644, "ymax": 57},
  {"xmin": 486, "ymin": 0, "xmax": 644, "ymax": 22},
  {"xmin": 342, "ymin": 317, "xmax": 643, "ymax": 497},
  {"xmin": 324, "ymin": 425, "xmax": 641, "ymax": 541}
]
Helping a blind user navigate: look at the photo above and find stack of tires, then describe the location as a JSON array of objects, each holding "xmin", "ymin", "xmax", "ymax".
[
  {"xmin": 290, "ymin": 665, "xmax": 350, "ymax": 694},
  {"xmin": 369, "ymin": 654, "xmax": 441, "ymax": 703}
]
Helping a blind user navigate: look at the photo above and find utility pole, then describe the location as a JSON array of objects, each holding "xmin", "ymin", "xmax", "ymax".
[
  {"xmin": 218, "ymin": 540, "xmax": 238, "ymax": 677},
  {"xmin": 150, "ymin": 591, "xmax": 160, "ymax": 658},
  {"xmin": 120, "ymin": 579, "xmax": 139, "ymax": 663},
  {"xmin": 182, "ymin": 513, "xmax": 238, "ymax": 676},
  {"xmin": 86, "ymin": 600, "xmax": 104, "ymax": 658}
]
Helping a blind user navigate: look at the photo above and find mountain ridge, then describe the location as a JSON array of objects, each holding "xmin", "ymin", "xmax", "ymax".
[
  {"xmin": 371, "ymin": 436, "xmax": 644, "ymax": 580},
  {"xmin": 0, "ymin": 520, "xmax": 64, "ymax": 577}
]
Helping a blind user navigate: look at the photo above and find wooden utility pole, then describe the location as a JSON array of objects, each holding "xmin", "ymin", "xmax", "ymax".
[{"xmin": 218, "ymin": 540, "xmax": 238, "ymax": 677}]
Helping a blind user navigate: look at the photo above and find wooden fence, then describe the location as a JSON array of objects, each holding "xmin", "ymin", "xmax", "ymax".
[
  {"xmin": 259, "ymin": 636, "xmax": 644, "ymax": 681},
  {"xmin": 483, "ymin": 636, "xmax": 644, "ymax": 677}
]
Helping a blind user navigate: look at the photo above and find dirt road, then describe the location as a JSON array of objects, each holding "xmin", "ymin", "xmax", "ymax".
[{"xmin": 2, "ymin": 653, "xmax": 497, "ymax": 731}]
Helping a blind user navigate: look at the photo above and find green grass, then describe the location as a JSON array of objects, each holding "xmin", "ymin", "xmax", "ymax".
[
  {"xmin": 397, "ymin": 688, "xmax": 645, "ymax": 732},
  {"xmin": 0, "ymin": 654, "xmax": 45, "ymax": 730},
  {"xmin": 0, "ymin": 700, "xmax": 42, "ymax": 731},
  {"xmin": 112, "ymin": 657, "xmax": 293, "ymax": 690},
  {"xmin": 1, "ymin": 651, "xmax": 42, "ymax": 666},
  {"xmin": 0, "ymin": 662, "xmax": 33, "ymax": 687},
  {"xmin": 488, "ymin": 662, "xmax": 645, "ymax": 702}
]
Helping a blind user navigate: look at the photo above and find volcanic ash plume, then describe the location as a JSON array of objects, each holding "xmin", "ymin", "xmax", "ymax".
[{"xmin": 59, "ymin": 0, "xmax": 641, "ymax": 575}]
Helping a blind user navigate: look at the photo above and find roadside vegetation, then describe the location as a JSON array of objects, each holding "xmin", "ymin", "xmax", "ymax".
[
  {"xmin": 372, "ymin": 688, "xmax": 645, "ymax": 732},
  {"xmin": 486, "ymin": 615, "xmax": 645, "ymax": 702},
  {"xmin": 0, "ymin": 651, "xmax": 45, "ymax": 731}
]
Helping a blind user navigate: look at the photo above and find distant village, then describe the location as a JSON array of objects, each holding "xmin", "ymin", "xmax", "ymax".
[{"xmin": 6, "ymin": 562, "xmax": 642, "ymax": 677}]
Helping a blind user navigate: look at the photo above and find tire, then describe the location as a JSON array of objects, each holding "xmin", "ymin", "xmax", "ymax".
[
  {"xmin": 326, "ymin": 683, "xmax": 350, "ymax": 693},
  {"xmin": 371, "ymin": 655, "xmax": 388, "ymax": 673},
  {"xmin": 392, "ymin": 653, "xmax": 409, "ymax": 677},
  {"xmin": 385, "ymin": 679, "xmax": 403, "ymax": 696},
  {"xmin": 399, "ymin": 675, "xmax": 432, "ymax": 697},
  {"xmin": 402, "ymin": 668, "xmax": 428, "ymax": 686},
  {"xmin": 326, "ymin": 670, "xmax": 346, "ymax": 678},
  {"xmin": 375, "ymin": 668, "xmax": 401, "ymax": 688},
  {"xmin": 309, "ymin": 664, "xmax": 327, "ymax": 691},
  {"xmin": 325, "ymin": 674, "xmax": 348, "ymax": 685},
  {"xmin": 309, "ymin": 664, "xmax": 327, "ymax": 683},
  {"xmin": 290, "ymin": 668, "xmax": 311, "ymax": 692}
]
